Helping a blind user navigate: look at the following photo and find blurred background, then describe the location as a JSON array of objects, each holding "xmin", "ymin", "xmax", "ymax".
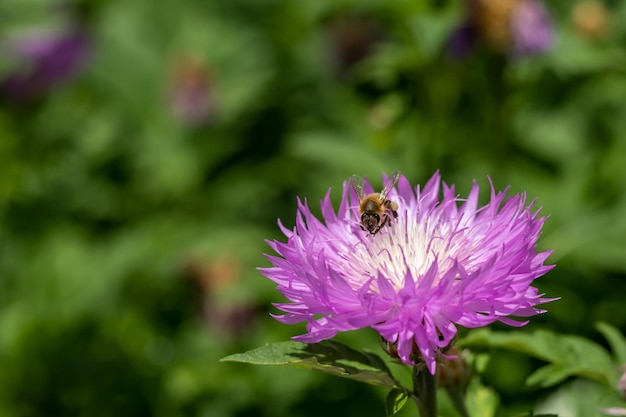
[{"xmin": 1, "ymin": 0, "xmax": 625, "ymax": 416}]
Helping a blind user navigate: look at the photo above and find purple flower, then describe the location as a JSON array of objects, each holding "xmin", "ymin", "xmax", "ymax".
[
  {"xmin": 447, "ymin": 21, "xmax": 478, "ymax": 59},
  {"xmin": 510, "ymin": 0, "xmax": 554, "ymax": 58},
  {"xmin": 261, "ymin": 172, "xmax": 554, "ymax": 374},
  {"xmin": 447, "ymin": 0, "xmax": 553, "ymax": 59},
  {"xmin": 1, "ymin": 28, "xmax": 91, "ymax": 100}
]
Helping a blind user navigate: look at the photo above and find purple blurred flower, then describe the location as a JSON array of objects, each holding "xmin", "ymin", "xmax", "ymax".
[
  {"xmin": 1, "ymin": 28, "xmax": 91, "ymax": 99},
  {"xmin": 447, "ymin": 21, "xmax": 478, "ymax": 59},
  {"xmin": 448, "ymin": 0, "xmax": 553, "ymax": 59},
  {"xmin": 261, "ymin": 172, "xmax": 555, "ymax": 374},
  {"xmin": 510, "ymin": 0, "xmax": 554, "ymax": 57}
]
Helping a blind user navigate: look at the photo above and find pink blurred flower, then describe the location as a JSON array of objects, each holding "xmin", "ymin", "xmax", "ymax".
[{"xmin": 168, "ymin": 57, "xmax": 217, "ymax": 127}]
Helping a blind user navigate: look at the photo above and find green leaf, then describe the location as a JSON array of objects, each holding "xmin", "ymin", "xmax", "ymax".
[
  {"xmin": 221, "ymin": 340, "xmax": 400, "ymax": 390},
  {"xmin": 461, "ymin": 329, "xmax": 615, "ymax": 387},
  {"xmin": 385, "ymin": 387, "xmax": 409, "ymax": 417},
  {"xmin": 596, "ymin": 322, "xmax": 626, "ymax": 366},
  {"xmin": 527, "ymin": 378, "xmax": 621, "ymax": 417},
  {"xmin": 526, "ymin": 364, "xmax": 574, "ymax": 388},
  {"xmin": 465, "ymin": 377, "xmax": 499, "ymax": 417}
]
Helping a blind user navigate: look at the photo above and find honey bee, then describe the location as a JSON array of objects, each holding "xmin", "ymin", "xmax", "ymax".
[{"xmin": 350, "ymin": 171, "xmax": 400, "ymax": 235}]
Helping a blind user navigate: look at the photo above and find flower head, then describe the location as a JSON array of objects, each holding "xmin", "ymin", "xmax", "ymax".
[
  {"xmin": 1, "ymin": 28, "xmax": 91, "ymax": 100},
  {"xmin": 448, "ymin": 0, "xmax": 553, "ymax": 59},
  {"xmin": 261, "ymin": 172, "xmax": 554, "ymax": 374},
  {"xmin": 510, "ymin": 0, "xmax": 554, "ymax": 57}
]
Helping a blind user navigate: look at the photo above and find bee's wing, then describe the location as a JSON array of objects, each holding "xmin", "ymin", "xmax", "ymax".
[
  {"xmin": 350, "ymin": 174, "xmax": 366, "ymax": 200},
  {"xmin": 379, "ymin": 170, "xmax": 401, "ymax": 200}
]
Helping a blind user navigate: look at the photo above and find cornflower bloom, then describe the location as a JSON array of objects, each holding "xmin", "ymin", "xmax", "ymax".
[{"xmin": 261, "ymin": 172, "xmax": 554, "ymax": 374}]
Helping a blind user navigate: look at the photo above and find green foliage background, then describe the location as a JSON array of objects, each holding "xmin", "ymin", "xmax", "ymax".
[{"xmin": 1, "ymin": 0, "xmax": 625, "ymax": 416}]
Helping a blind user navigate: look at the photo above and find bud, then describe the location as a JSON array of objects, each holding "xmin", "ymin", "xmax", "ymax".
[
  {"xmin": 437, "ymin": 346, "xmax": 472, "ymax": 390},
  {"xmin": 436, "ymin": 346, "xmax": 473, "ymax": 417}
]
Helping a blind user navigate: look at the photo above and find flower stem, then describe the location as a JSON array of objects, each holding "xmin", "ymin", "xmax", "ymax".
[{"xmin": 412, "ymin": 365, "xmax": 438, "ymax": 417}]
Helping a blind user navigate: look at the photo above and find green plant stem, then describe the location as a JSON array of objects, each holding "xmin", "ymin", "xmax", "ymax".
[{"xmin": 412, "ymin": 365, "xmax": 438, "ymax": 417}]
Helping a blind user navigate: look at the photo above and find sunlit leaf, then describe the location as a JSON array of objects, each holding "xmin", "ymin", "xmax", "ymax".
[
  {"xmin": 461, "ymin": 329, "xmax": 615, "ymax": 387},
  {"xmin": 534, "ymin": 378, "xmax": 622, "ymax": 417},
  {"xmin": 526, "ymin": 364, "xmax": 573, "ymax": 388},
  {"xmin": 599, "ymin": 407, "xmax": 626, "ymax": 416},
  {"xmin": 465, "ymin": 377, "xmax": 499, "ymax": 417},
  {"xmin": 385, "ymin": 387, "xmax": 409, "ymax": 417},
  {"xmin": 221, "ymin": 340, "xmax": 401, "ymax": 390}
]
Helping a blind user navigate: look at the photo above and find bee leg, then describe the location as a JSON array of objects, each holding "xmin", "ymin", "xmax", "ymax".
[
  {"xmin": 385, "ymin": 209, "xmax": 398, "ymax": 223},
  {"xmin": 378, "ymin": 215, "xmax": 390, "ymax": 231}
]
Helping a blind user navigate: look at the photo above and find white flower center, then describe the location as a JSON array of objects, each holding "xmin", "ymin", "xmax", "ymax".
[{"xmin": 334, "ymin": 203, "xmax": 473, "ymax": 293}]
